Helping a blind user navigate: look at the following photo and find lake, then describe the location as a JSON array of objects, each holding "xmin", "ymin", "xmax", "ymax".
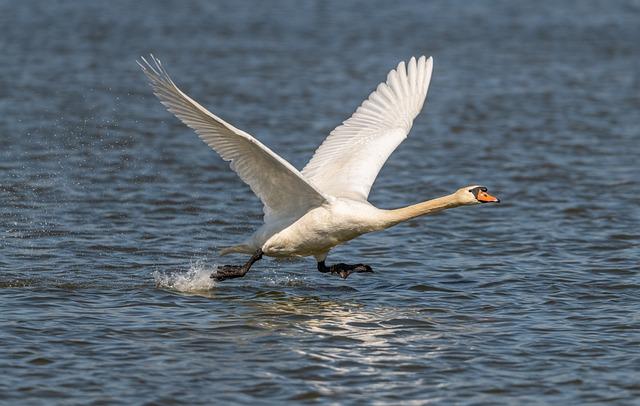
[{"xmin": 1, "ymin": 0, "xmax": 639, "ymax": 404}]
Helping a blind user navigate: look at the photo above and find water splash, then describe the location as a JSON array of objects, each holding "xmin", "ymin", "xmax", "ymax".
[{"xmin": 153, "ymin": 259, "xmax": 217, "ymax": 292}]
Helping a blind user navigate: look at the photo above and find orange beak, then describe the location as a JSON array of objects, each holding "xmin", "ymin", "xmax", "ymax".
[{"xmin": 477, "ymin": 190, "xmax": 500, "ymax": 203}]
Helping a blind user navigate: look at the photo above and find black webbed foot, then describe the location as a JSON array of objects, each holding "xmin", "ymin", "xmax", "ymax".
[
  {"xmin": 317, "ymin": 261, "xmax": 374, "ymax": 279},
  {"xmin": 335, "ymin": 263, "xmax": 373, "ymax": 279},
  {"xmin": 211, "ymin": 249, "xmax": 263, "ymax": 281},
  {"xmin": 213, "ymin": 265, "xmax": 246, "ymax": 281}
]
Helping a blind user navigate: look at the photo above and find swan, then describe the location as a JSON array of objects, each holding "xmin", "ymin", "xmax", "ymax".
[{"xmin": 138, "ymin": 55, "xmax": 499, "ymax": 281}]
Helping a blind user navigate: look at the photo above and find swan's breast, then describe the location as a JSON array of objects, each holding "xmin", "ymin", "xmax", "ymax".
[{"xmin": 260, "ymin": 200, "xmax": 382, "ymax": 257}]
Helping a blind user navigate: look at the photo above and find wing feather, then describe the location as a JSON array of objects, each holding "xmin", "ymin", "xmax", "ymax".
[
  {"xmin": 302, "ymin": 56, "xmax": 433, "ymax": 200},
  {"xmin": 138, "ymin": 55, "xmax": 327, "ymax": 220}
]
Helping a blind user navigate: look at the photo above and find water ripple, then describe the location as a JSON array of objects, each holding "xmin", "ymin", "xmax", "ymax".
[{"xmin": 1, "ymin": 0, "xmax": 639, "ymax": 404}]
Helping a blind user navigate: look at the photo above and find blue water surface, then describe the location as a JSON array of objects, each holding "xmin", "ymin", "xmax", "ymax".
[{"xmin": 1, "ymin": 0, "xmax": 639, "ymax": 404}]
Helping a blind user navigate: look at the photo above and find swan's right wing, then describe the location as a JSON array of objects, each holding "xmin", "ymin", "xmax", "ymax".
[
  {"xmin": 302, "ymin": 56, "xmax": 433, "ymax": 201},
  {"xmin": 139, "ymin": 55, "xmax": 328, "ymax": 220}
]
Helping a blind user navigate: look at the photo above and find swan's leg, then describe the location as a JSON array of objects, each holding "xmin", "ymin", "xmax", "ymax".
[
  {"xmin": 212, "ymin": 249, "xmax": 263, "ymax": 281},
  {"xmin": 317, "ymin": 261, "xmax": 373, "ymax": 280}
]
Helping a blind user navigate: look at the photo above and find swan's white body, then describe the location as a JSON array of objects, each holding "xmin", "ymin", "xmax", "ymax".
[
  {"xmin": 251, "ymin": 199, "xmax": 385, "ymax": 259},
  {"xmin": 139, "ymin": 55, "xmax": 494, "ymax": 265}
]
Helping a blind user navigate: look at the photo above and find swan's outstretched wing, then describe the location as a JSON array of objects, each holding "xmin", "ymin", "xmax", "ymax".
[
  {"xmin": 138, "ymin": 55, "xmax": 327, "ymax": 220},
  {"xmin": 302, "ymin": 56, "xmax": 433, "ymax": 201}
]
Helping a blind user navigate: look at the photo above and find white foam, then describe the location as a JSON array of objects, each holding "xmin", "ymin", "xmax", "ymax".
[{"xmin": 153, "ymin": 259, "xmax": 217, "ymax": 293}]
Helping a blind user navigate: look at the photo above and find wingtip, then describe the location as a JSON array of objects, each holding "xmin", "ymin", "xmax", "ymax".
[
  {"xmin": 417, "ymin": 55, "xmax": 433, "ymax": 73},
  {"xmin": 399, "ymin": 56, "xmax": 432, "ymax": 69},
  {"xmin": 407, "ymin": 55, "xmax": 433, "ymax": 69},
  {"xmin": 138, "ymin": 55, "xmax": 155, "ymax": 73},
  {"xmin": 137, "ymin": 53, "xmax": 173, "ymax": 83}
]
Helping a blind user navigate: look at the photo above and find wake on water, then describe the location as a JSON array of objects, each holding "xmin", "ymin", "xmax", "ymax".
[{"xmin": 153, "ymin": 259, "xmax": 307, "ymax": 293}]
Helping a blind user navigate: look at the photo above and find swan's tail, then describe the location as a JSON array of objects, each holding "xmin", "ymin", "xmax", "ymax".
[{"xmin": 219, "ymin": 244, "xmax": 255, "ymax": 256}]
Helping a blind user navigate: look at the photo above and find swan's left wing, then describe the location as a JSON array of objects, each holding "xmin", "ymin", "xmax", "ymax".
[
  {"xmin": 139, "ymin": 55, "xmax": 328, "ymax": 221},
  {"xmin": 302, "ymin": 56, "xmax": 433, "ymax": 201}
]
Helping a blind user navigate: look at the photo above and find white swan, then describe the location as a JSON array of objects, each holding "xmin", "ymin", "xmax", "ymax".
[{"xmin": 138, "ymin": 55, "xmax": 499, "ymax": 281}]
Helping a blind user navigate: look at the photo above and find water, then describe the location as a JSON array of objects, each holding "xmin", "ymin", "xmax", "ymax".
[{"xmin": 1, "ymin": 0, "xmax": 639, "ymax": 403}]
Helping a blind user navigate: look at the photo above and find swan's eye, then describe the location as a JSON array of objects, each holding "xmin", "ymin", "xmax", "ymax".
[{"xmin": 469, "ymin": 186, "xmax": 485, "ymax": 196}]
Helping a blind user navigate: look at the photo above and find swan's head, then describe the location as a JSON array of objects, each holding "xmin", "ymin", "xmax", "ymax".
[{"xmin": 456, "ymin": 185, "xmax": 500, "ymax": 205}]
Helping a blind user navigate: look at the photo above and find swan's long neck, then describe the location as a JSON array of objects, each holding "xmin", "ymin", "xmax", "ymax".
[{"xmin": 381, "ymin": 193, "xmax": 463, "ymax": 228}]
